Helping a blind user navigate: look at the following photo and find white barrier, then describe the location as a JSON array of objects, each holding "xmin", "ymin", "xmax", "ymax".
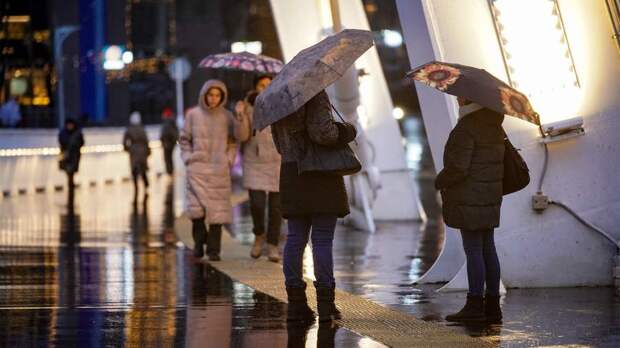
[{"xmin": 0, "ymin": 126, "xmax": 178, "ymax": 197}]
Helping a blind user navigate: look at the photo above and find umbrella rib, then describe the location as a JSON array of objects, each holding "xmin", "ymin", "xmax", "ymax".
[{"xmin": 319, "ymin": 60, "xmax": 345, "ymax": 78}]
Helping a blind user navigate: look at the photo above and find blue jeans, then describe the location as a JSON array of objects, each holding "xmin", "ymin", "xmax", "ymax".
[
  {"xmin": 460, "ymin": 229, "xmax": 501, "ymax": 297},
  {"xmin": 283, "ymin": 215, "xmax": 337, "ymax": 289}
]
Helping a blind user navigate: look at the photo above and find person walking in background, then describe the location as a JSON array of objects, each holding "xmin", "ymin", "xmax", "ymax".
[
  {"xmin": 123, "ymin": 111, "xmax": 150, "ymax": 197},
  {"xmin": 271, "ymin": 90, "xmax": 357, "ymax": 323},
  {"xmin": 58, "ymin": 118, "xmax": 84, "ymax": 199},
  {"xmin": 437, "ymin": 97, "xmax": 505, "ymax": 324},
  {"xmin": 234, "ymin": 75, "xmax": 283, "ymax": 262},
  {"xmin": 159, "ymin": 107, "xmax": 179, "ymax": 176},
  {"xmin": 179, "ymin": 79, "xmax": 243, "ymax": 262}
]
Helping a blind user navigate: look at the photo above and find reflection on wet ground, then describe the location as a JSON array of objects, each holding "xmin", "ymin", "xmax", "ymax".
[
  {"xmin": 0, "ymin": 179, "xmax": 385, "ymax": 347},
  {"xmin": 230, "ymin": 117, "xmax": 620, "ymax": 347}
]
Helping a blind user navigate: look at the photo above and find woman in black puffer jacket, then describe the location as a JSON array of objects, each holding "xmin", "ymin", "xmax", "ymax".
[
  {"xmin": 436, "ymin": 98, "xmax": 505, "ymax": 324},
  {"xmin": 271, "ymin": 90, "xmax": 356, "ymax": 323}
]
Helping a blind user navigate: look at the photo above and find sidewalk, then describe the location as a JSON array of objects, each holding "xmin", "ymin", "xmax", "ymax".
[{"xmin": 175, "ymin": 209, "xmax": 493, "ymax": 348}]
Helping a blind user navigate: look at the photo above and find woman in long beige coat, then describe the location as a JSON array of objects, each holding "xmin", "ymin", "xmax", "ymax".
[
  {"xmin": 234, "ymin": 75, "xmax": 282, "ymax": 262},
  {"xmin": 180, "ymin": 79, "xmax": 241, "ymax": 261}
]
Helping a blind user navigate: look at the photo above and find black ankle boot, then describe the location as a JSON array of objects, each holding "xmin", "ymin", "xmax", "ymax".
[
  {"xmin": 286, "ymin": 285, "xmax": 315, "ymax": 323},
  {"xmin": 445, "ymin": 296, "xmax": 485, "ymax": 322},
  {"xmin": 484, "ymin": 295, "xmax": 502, "ymax": 324},
  {"xmin": 315, "ymin": 286, "xmax": 342, "ymax": 322},
  {"xmin": 191, "ymin": 219, "xmax": 206, "ymax": 258}
]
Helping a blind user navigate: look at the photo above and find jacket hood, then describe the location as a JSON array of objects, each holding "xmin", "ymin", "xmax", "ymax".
[
  {"xmin": 464, "ymin": 107, "xmax": 504, "ymax": 126},
  {"xmin": 199, "ymin": 79, "xmax": 228, "ymax": 110}
]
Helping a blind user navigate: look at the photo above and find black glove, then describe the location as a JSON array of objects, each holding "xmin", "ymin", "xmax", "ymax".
[{"xmin": 335, "ymin": 122, "xmax": 357, "ymax": 146}]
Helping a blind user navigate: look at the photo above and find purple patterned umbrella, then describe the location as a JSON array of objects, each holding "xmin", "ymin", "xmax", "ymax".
[
  {"xmin": 253, "ymin": 29, "xmax": 374, "ymax": 130},
  {"xmin": 407, "ymin": 61, "xmax": 540, "ymax": 125},
  {"xmin": 198, "ymin": 52, "xmax": 283, "ymax": 74}
]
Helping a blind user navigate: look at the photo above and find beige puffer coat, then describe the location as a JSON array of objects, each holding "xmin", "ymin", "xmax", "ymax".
[
  {"xmin": 179, "ymin": 80, "xmax": 241, "ymax": 223},
  {"xmin": 236, "ymin": 98, "xmax": 281, "ymax": 192}
]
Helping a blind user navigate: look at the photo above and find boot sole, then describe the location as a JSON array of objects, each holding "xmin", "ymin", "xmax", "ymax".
[{"xmin": 445, "ymin": 316, "xmax": 486, "ymax": 323}]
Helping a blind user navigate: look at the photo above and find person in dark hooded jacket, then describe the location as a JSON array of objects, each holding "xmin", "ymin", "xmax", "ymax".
[
  {"xmin": 124, "ymin": 111, "xmax": 150, "ymax": 196},
  {"xmin": 58, "ymin": 118, "xmax": 84, "ymax": 194},
  {"xmin": 159, "ymin": 107, "xmax": 179, "ymax": 176},
  {"xmin": 437, "ymin": 98, "xmax": 505, "ymax": 324}
]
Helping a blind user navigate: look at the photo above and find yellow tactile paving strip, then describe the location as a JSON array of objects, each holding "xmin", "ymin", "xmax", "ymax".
[{"xmin": 175, "ymin": 194, "xmax": 494, "ymax": 348}]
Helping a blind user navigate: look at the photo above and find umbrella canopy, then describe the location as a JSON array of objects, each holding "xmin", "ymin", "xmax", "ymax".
[
  {"xmin": 253, "ymin": 29, "xmax": 374, "ymax": 130},
  {"xmin": 198, "ymin": 52, "xmax": 283, "ymax": 74},
  {"xmin": 407, "ymin": 61, "xmax": 540, "ymax": 125}
]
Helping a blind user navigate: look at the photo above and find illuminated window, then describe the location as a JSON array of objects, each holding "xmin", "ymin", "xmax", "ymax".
[{"xmin": 489, "ymin": 0, "xmax": 580, "ymax": 123}]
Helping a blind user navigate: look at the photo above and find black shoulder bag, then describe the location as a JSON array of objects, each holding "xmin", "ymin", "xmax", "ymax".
[
  {"xmin": 502, "ymin": 129, "xmax": 530, "ymax": 195},
  {"xmin": 298, "ymin": 104, "xmax": 362, "ymax": 176}
]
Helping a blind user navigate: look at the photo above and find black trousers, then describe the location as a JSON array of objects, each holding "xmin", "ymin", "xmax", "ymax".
[
  {"xmin": 248, "ymin": 190, "xmax": 282, "ymax": 246},
  {"xmin": 163, "ymin": 146, "xmax": 175, "ymax": 175},
  {"xmin": 132, "ymin": 171, "xmax": 149, "ymax": 191},
  {"xmin": 192, "ymin": 219, "xmax": 222, "ymax": 257}
]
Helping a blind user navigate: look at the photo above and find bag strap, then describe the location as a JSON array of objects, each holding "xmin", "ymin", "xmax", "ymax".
[
  {"xmin": 329, "ymin": 103, "xmax": 359, "ymax": 147},
  {"xmin": 329, "ymin": 103, "xmax": 347, "ymax": 123}
]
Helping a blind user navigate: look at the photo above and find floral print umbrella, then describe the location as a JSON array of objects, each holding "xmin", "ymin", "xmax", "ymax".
[
  {"xmin": 407, "ymin": 61, "xmax": 540, "ymax": 125},
  {"xmin": 198, "ymin": 52, "xmax": 283, "ymax": 74}
]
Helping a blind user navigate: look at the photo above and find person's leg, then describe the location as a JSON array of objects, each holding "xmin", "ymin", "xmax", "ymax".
[
  {"xmin": 191, "ymin": 218, "xmax": 207, "ymax": 258},
  {"xmin": 461, "ymin": 230, "xmax": 485, "ymax": 297},
  {"xmin": 283, "ymin": 216, "xmax": 314, "ymax": 322},
  {"xmin": 309, "ymin": 215, "xmax": 337, "ymax": 289},
  {"xmin": 206, "ymin": 224, "xmax": 222, "ymax": 260},
  {"xmin": 446, "ymin": 230, "xmax": 486, "ymax": 322},
  {"xmin": 266, "ymin": 192, "xmax": 283, "ymax": 262},
  {"xmin": 267, "ymin": 192, "xmax": 283, "ymax": 246},
  {"xmin": 67, "ymin": 173, "xmax": 75, "ymax": 206},
  {"xmin": 482, "ymin": 229, "xmax": 503, "ymax": 323},
  {"xmin": 164, "ymin": 147, "xmax": 174, "ymax": 175},
  {"xmin": 132, "ymin": 169, "xmax": 139, "ymax": 194},
  {"xmin": 309, "ymin": 214, "xmax": 341, "ymax": 322},
  {"xmin": 482, "ymin": 229, "xmax": 501, "ymax": 296},
  {"xmin": 249, "ymin": 190, "xmax": 267, "ymax": 258},
  {"xmin": 283, "ymin": 216, "xmax": 311, "ymax": 288},
  {"xmin": 142, "ymin": 171, "xmax": 149, "ymax": 188}
]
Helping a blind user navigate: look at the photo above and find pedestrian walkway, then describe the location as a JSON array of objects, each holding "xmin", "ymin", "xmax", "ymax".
[{"xmin": 176, "ymin": 214, "xmax": 493, "ymax": 348}]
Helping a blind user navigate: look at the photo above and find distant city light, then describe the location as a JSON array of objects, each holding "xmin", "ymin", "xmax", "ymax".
[
  {"xmin": 231, "ymin": 42, "xmax": 246, "ymax": 53},
  {"xmin": 231, "ymin": 41, "xmax": 263, "ymax": 55},
  {"xmin": 103, "ymin": 45, "xmax": 125, "ymax": 70},
  {"xmin": 382, "ymin": 29, "xmax": 403, "ymax": 48},
  {"xmin": 392, "ymin": 106, "xmax": 405, "ymax": 120},
  {"xmin": 245, "ymin": 41, "xmax": 263, "ymax": 55},
  {"xmin": 122, "ymin": 50, "xmax": 134, "ymax": 64}
]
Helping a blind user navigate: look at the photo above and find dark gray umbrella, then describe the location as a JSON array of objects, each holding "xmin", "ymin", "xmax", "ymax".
[{"xmin": 253, "ymin": 29, "xmax": 374, "ymax": 130}]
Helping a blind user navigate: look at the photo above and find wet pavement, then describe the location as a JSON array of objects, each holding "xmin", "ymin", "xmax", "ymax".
[
  {"xmin": 0, "ymin": 180, "xmax": 386, "ymax": 347},
  {"xmin": 1, "ymin": 117, "xmax": 619, "ymax": 347}
]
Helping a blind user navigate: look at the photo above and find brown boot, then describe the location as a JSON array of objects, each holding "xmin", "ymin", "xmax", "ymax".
[
  {"xmin": 250, "ymin": 234, "xmax": 265, "ymax": 259},
  {"xmin": 267, "ymin": 244, "xmax": 280, "ymax": 263},
  {"xmin": 445, "ymin": 296, "xmax": 486, "ymax": 322}
]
